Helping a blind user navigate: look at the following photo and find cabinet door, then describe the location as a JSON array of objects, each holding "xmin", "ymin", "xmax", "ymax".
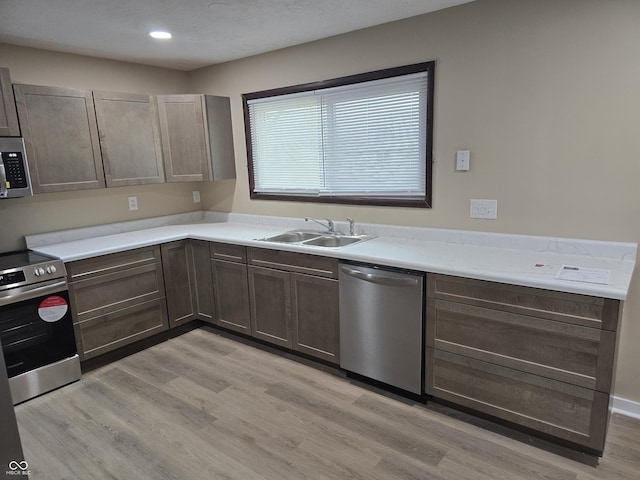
[
  {"xmin": 204, "ymin": 95, "xmax": 236, "ymax": 180},
  {"xmin": 211, "ymin": 259, "xmax": 251, "ymax": 334},
  {"xmin": 191, "ymin": 240, "xmax": 214, "ymax": 323},
  {"xmin": 248, "ymin": 265, "xmax": 292, "ymax": 348},
  {"xmin": 13, "ymin": 84, "xmax": 105, "ymax": 193},
  {"xmin": 161, "ymin": 241, "xmax": 197, "ymax": 327},
  {"xmin": 291, "ymin": 273, "xmax": 339, "ymax": 364},
  {"xmin": 93, "ymin": 91, "xmax": 164, "ymax": 186},
  {"xmin": 0, "ymin": 68, "xmax": 19, "ymax": 136},
  {"xmin": 157, "ymin": 94, "xmax": 211, "ymax": 182}
]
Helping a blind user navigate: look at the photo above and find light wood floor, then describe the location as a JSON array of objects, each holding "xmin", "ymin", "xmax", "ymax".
[{"xmin": 15, "ymin": 327, "xmax": 640, "ymax": 480}]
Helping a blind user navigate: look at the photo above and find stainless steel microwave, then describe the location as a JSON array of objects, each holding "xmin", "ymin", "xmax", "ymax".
[{"xmin": 0, "ymin": 137, "xmax": 32, "ymax": 198}]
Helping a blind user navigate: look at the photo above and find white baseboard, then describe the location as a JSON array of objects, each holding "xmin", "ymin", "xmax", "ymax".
[{"xmin": 611, "ymin": 396, "xmax": 640, "ymax": 420}]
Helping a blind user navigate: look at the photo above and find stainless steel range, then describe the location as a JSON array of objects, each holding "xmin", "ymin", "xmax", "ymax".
[{"xmin": 0, "ymin": 250, "xmax": 80, "ymax": 404}]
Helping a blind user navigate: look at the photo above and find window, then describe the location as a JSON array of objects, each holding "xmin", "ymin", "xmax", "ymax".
[{"xmin": 243, "ymin": 61, "xmax": 434, "ymax": 208}]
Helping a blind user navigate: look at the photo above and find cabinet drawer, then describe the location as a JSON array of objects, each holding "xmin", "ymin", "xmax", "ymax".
[
  {"xmin": 428, "ymin": 274, "xmax": 621, "ymax": 331},
  {"xmin": 210, "ymin": 242, "xmax": 247, "ymax": 263},
  {"xmin": 75, "ymin": 298, "xmax": 169, "ymax": 360},
  {"xmin": 426, "ymin": 348, "xmax": 608, "ymax": 452},
  {"xmin": 248, "ymin": 247, "xmax": 338, "ymax": 279},
  {"xmin": 69, "ymin": 263, "xmax": 165, "ymax": 321},
  {"xmin": 67, "ymin": 246, "xmax": 161, "ymax": 279},
  {"xmin": 428, "ymin": 299, "xmax": 615, "ymax": 391}
]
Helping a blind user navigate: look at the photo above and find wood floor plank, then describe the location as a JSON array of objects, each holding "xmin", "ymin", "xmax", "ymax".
[{"xmin": 13, "ymin": 327, "xmax": 640, "ymax": 480}]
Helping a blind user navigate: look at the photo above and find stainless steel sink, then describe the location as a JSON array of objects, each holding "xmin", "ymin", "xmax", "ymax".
[
  {"xmin": 261, "ymin": 231, "xmax": 322, "ymax": 243},
  {"xmin": 257, "ymin": 230, "xmax": 375, "ymax": 248},
  {"xmin": 304, "ymin": 235, "xmax": 363, "ymax": 247}
]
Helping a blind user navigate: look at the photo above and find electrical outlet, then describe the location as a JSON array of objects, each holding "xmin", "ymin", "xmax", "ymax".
[
  {"xmin": 470, "ymin": 199, "xmax": 497, "ymax": 219},
  {"xmin": 192, "ymin": 190, "xmax": 201, "ymax": 203},
  {"xmin": 128, "ymin": 196, "xmax": 138, "ymax": 211}
]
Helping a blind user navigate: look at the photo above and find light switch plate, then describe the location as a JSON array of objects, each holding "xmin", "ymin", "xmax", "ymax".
[
  {"xmin": 193, "ymin": 190, "xmax": 201, "ymax": 203},
  {"xmin": 456, "ymin": 150, "xmax": 470, "ymax": 171},
  {"xmin": 470, "ymin": 199, "xmax": 497, "ymax": 219}
]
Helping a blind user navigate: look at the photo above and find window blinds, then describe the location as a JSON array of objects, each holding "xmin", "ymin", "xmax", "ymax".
[{"xmin": 247, "ymin": 71, "xmax": 428, "ymax": 199}]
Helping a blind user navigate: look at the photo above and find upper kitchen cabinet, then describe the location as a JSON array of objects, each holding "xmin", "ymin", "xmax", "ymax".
[
  {"xmin": 93, "ymin": 91, "xmax": 165, "ymax": 187},
  {"xmin": 157, "ymin": 94, "xmax": 236, "ymax": 183},
  {"xmin": 0, "ymin": 68, "xmax": 20, "ymax": 136},
  {"xmin": 13, "ymin": 84, "xmax": 105, "ymax": 193}
]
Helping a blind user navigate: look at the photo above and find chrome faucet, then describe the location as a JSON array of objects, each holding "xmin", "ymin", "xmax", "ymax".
[
  {"xmin": 305, "ymin": 217, "xmax": 335, "ymax": 233},
  {"xmin": 347, "ymin": 218, "xmax": 355, "ymax": 236}
]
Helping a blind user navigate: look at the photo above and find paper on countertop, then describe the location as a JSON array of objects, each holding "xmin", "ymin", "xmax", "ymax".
[{"xmin": 555, "ymin": 265, "xmax": 611, "ymax": 285}]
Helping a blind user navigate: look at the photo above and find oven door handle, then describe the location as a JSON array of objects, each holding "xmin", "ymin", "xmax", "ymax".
[{"xmin": 0, "ymin": 280, "xmax": 68, "ymax": 307}]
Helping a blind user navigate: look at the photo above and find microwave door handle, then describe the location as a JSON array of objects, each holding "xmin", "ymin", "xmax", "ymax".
[{"xmin": 0, "ymin": 159, "xmax": 7, "ymax": 197}]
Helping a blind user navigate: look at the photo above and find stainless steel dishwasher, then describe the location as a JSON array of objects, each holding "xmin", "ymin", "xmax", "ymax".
[{"xmin": 339, "ymin": 262, "xmax": 424, "ymax": 395}]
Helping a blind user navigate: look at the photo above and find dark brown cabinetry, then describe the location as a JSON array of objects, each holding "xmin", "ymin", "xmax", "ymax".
[
  {"xmin": 13, "ymin": 84, "xmax": 105, "ymax": 193},
  {"xmin": 248, "ymin": 265, "xmax": 292, "ymax": 348},
  {"xmin": 157, "ymin": 94, "xmax": 236, "ymax": 183},
  {"xmin": 67, "ymin": 246, "xmax": 168, "ymax": 360},
  {"xmin": 247, "ymin": 247, "xmax": 340, "ymax": 363},
  {"xmin": 191, "ymin": 239, "xmax": 214, "ymax": 322},
  {"xmin": 93, "ymin": 91, "xmax": 165, "ymax": 187},
  {"xmin": 12, "ymin": 81, "xmax": 236, "ymax": 193},
  {"xmin": 425, "ymin": 273, "xmax": 620, "ymax": 453},
  {"xmin": 161, "ymin": 240, "xmax": 198, "ymax": 328},
  {"xmin": 291, "ymin": 272, "xmax": 340, "ymax": 363},
  {"xmin": 210, "ymin": 242, "xmax": 251, "ymax": 334},
  {"xmin": 0, "ymin": 68, "xmax": 19, "ymax": 136}
]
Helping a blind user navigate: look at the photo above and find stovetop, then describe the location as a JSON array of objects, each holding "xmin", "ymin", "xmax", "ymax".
[
  {"xmin": 0, "ymin": 250, "xmax": 66, "ymax": 290},
  {"xmin": 0, "ymin": 250, "xmax": 60, "ymax": 271}
]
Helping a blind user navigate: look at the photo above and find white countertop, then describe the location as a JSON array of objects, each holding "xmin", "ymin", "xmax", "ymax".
[{"xmin": 26, "ymin": 213, "xmax": 637, "ymax": 300}]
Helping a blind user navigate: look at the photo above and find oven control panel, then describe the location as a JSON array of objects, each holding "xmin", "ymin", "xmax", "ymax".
[
  {"xmin": 0, "ymin": 271, "xmax": 26, "ymax": 287},
  {"xmin": 33, "ymin": 265, "xmax": 57, "ymax": 277}
]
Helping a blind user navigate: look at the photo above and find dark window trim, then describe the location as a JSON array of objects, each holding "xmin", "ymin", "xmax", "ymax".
[{"xmin": 242, "ymin": 61, "xmax": 435, "ymax": 208}]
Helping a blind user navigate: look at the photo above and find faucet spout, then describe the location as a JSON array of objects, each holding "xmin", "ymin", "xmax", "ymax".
[
  {"xmin": 305, "ymin": 217, "xmax": 335, "ymax": 233},
  {"xmin": 347, "ymin": 218, "xmax": 355, "ymax": 236}
]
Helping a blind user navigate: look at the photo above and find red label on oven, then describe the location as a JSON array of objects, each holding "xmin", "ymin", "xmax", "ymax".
[{"xmin": 38, "ymin": 295, "xmax": 69, "ymax": 323}]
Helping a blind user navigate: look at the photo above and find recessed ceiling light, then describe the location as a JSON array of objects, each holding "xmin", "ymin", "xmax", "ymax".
[{"xmin": 149, "ymin": 31, "xmax": 172, "ymax": 39}]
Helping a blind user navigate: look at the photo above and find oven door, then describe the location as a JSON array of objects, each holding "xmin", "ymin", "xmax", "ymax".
[{"xmin": 0, "ymin": 278, "xmax": 80, "ymax": 403}]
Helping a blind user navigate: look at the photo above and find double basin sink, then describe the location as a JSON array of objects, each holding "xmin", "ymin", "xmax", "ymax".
[{"xmin": 258, "ymin": 230, "xmax": 375, "ymax": 248}]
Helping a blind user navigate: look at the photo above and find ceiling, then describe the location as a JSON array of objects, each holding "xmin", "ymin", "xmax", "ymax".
[{"xmin": 0, "ymin": 0, "xmax": 475, "ymax": 71}]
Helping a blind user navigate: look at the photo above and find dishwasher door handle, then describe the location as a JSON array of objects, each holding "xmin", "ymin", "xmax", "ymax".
[{"xmin": 340, "ymin": 266, "xmax": 420, "ymax": 287}]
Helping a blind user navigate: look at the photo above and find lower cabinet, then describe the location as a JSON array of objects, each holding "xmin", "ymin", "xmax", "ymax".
[
  {"xmin": 161, "ymin": 240, "xmax": 198, "ymax": 327},
  {"xmin": 427, "ymin": 348, "xmax": 609, "ymax": 451},
  {"xmin": 291, "ymin": 273, "xmax": 340, "ymax": 364},
  {"xmin": 75, "ymin": 298, "xmax": 168, "ymax": 360},
  {"xmin": 425, "ymin": 273, "xmax": 621, "ymax": 454},
  {"xmin": 210, "ymin": 242, "xmax": 251, "ymax": 334},
  {"xmin": 67, "ymin": 246, "xmax": 169, "ymax": 360},
  {"xmin": 191, "ymin": 239, "xmax": 215, "ymax": 322},
  {"xmin": 247, "ymin": 247, "xmax": 340, "ymax": 363},
  {"xmin": 248, "ymin": 265, "xmax": 292, "ymax": 348}
]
